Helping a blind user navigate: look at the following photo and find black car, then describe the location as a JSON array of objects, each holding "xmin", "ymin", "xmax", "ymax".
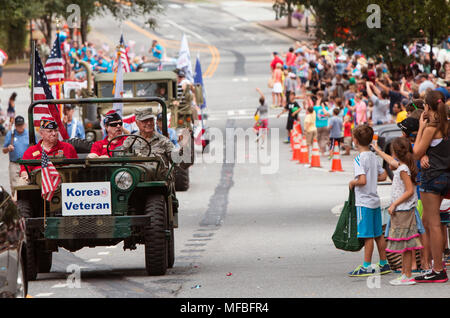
[
  {"xmin": 373, "ymin": 123, "xmax": 403, "ymax": 180},
  {"xmin": 0, "ymin": 187, "xmax": 27, "ymax": 298}
]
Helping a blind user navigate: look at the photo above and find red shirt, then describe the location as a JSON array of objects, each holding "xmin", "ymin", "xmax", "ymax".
[
  {"xmin": 270, "ymin": 56, "xmax": 284, "ymax": 71},
  {"xmin": 285, "ymin": 52, "xmax": 296, "ymax": 66},
  {"xmin": 344, "ymin": 121, "xmax": 353, "ymax": 137},
  {"xmin": 90, "ymin": 136, "xmax": 125, "ymax": 157},
  {"xmin": 20, "ymin": 140, "xmax": 78, "ymax": 173}
]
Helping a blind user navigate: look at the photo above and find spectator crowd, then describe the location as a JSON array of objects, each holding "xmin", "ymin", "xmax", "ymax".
[{"xmin": 267, "ymin": 37, "xmax": 449, "ymax": 284}]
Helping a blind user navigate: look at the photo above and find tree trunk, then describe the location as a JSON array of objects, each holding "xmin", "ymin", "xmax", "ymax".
[
  {"xmin": 44, "ymin": 16, "xmax": 52, "ymax": 48},
  {"xmin": 80, "ymin": 15, "xmax": 89, "ymax": 44},
  {"xmin": 287, "ymin": 2, "xmax": 292, "ymax": 28}
]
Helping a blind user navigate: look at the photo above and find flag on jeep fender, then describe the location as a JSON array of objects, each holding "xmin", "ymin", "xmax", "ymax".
[{"xmin": 41, "ymin": 150, "xmax": 61, "ymax": 201}]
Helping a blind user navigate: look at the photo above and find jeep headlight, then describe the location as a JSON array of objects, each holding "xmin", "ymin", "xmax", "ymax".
[
  {"xmin": 114, "ymin": 171, "xmax": 133, "ymax": 190},
  {"xmin": 86, "ymin": 131, "xmax": 96, "ymax": 142}
]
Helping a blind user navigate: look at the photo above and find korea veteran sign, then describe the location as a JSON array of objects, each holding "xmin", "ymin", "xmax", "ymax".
[{"xmin": 62, "ymin": 182, "xmax": 112, "ymax": 216}]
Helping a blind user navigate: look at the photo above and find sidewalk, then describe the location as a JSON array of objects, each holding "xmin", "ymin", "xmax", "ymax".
[
  {"xmin": 2, "ymin": 62, "xmax": 29, "ymax": 88},
  {"xmin": 257, "ymin": 16, "xmax": 316, "ymax": 43}
]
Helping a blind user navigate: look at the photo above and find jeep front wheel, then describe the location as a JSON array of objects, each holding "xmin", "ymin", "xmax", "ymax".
[{"xmin": 144, "ymin": 195, "xmax": 168, "ymax": 276}]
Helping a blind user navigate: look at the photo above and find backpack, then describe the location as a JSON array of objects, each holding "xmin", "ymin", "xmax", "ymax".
[{"xmin": 332, "ymin": 189, "xmax": 364, "ymax": 252}]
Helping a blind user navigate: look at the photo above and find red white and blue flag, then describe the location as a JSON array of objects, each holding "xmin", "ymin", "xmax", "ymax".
[
  {"xmin": 45, "ymin": 34, "xmax": 65, "ymax": 117},
  {"xmin": 33, "ymin": 46, "xmax": 69, "ymax": 139},
  {"xmin": 41, "ymin": 150, "xmax": 61, "ymax": 201},
  {"xmin": 117, "ymin": 35, "xmax": 131, "ymax": 73}
]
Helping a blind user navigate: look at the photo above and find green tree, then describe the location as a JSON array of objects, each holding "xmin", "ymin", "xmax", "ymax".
[
  {"xmin": 311, "ymin": 0, "xmax": 450, "ymax": 72},
  {"xmin": 0, "ymin": 0, "xmax": 43, "ymax": 58}
]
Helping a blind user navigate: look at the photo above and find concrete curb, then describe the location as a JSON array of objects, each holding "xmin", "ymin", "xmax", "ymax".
[{"xmin": 256, "ymin": 22, "xmax": 315, "ymax": 43}]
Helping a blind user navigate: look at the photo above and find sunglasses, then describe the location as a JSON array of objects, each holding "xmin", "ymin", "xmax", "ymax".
[{"xmin": 108, "ymin": 122, "xmax": 123, "ymax": 127}]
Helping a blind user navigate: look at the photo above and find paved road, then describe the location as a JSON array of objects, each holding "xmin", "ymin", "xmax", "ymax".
[{"xmin": 0, "ymin": 0, "xmax": 448, "ymax": 298}]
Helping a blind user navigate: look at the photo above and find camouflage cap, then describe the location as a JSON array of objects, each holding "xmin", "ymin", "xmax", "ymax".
[{"xmin": 135, "ymin": 107, "xmax": 156, "ymax": 121}]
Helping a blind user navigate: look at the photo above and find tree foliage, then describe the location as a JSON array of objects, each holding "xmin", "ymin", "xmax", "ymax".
[
  {"xmin": 0, "ymin": 0, "xmax": 163, "ymax": 58},
  {"xmin": 311, "ymin": 0, "xmax": 450, "ymax": 70}
]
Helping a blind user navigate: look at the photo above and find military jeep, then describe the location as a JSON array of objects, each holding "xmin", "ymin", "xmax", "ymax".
[
  {"xmin": 17, "ymin": 97, "xmax": 178, "ymax": 281},
  {"xmin": 93, "ymin": 71, "xmax": 204, "ymax": 192}
]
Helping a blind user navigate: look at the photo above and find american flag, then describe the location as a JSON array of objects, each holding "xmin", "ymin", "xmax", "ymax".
[
  {"xmin": 41, "ymin": 150, "xmax": 61, "ymax": 201},
  {"xmin": 45, "ymin": 34, "xmax": 65, "ymax": 118},
  {"xmin": 118, "ymin": 35, "xmax": 131, "ymax": 73},
  {"xmin": 33, "ymin": 46, "xmax": 69, "ymax": 139}
]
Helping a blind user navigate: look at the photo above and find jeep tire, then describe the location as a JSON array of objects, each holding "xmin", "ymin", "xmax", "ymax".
[
  {"xmin": 144, "ymin": 195, "xmax": 168, "ymax": 276},
  {"xmin": 17, "ymin": 200, "xmax": 38, "ymax": 281},
  {"xmin": 37, "ymin": 252, "xmax": 52, "ymax": 273},
  {"xmin": 175, "ymin": 166, "xmax": 189, "ymax": 192}
]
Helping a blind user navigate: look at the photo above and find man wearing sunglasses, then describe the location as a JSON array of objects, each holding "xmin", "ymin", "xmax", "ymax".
[{"xmin": 88, "ymin": 110, "xmax": 129, "ymax": 158}]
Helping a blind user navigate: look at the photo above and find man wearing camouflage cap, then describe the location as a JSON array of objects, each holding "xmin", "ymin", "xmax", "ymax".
[{"xmin": 123, "ymin": 107, "xmax": 176, "ymax": 164}]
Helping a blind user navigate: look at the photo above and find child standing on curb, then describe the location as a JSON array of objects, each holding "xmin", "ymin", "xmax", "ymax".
[
  {"xmin": 373, "ymin": 137, "xmax": 423, "ymax": 285},
  {"xmin": 348, "ymin": 125, "xmax": 391, "ymax": 277},
  {"xmin": 254, "ymin": 88, "xmax": 269, "ymax": 146}
]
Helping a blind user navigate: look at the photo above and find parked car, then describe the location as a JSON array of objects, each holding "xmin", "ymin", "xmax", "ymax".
[{"xmin": 0, "ymin": 187, "xmax": 27, "ymax": 298}]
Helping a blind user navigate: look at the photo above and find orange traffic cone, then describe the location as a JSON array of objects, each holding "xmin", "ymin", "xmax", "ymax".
[
  {"xmin": 291, "ymin": 133, "xmax": 302, "ymax": 161},
  {"xmin": 299, "ymin": 135, "xmax": 309, "ymax": 164},
  {"xmin": 294, "ymin": 121, "xmax": 302, "ymax": 135},
  {"xmin": 290, "ymin": 127, "xmax": 296, "ymax": 151},
  {"xmin": 310, "ymin": 138, "xmax": 321, "ymax": 168},
  {"xmin": 330, "ymin": 141, "xmax": 344, "ymax": 172}
]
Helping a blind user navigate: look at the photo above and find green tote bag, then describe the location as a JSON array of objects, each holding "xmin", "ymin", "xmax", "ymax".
[{"xmin": 332, "ymin": 189, "xmax": 364, "ymax": 252}]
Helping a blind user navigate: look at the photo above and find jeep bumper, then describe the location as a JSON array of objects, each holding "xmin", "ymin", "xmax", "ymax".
[{"xmin": 26, "ymin": 215, "xmax": 151, "ymax": 239}]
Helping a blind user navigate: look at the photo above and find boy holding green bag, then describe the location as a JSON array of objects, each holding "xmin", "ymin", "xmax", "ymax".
[{"xmin": 348, "ymin": 125, "xmax": 391, "ymax": 277}]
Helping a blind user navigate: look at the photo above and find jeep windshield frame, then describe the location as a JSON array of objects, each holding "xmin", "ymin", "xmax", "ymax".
[{"xmin": 27, "ymin": 97, "xmax": 169, "ymax": 145}]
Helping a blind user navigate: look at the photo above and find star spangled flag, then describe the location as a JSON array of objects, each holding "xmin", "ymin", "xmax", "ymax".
[
  {"xmin": 117, "ymin": 35, "xmax": 131, "ymax": 73},
  {"xmin": 33, "ymin": 46, "xmax": 69, "ymax": 140},
  {"xmin": 41, "ymin": 150, "xmax": 61, "ymax": 201},
  {"xmin": 45, "ymin": 34, "xmax": 65, "ymax": 116},
  {"xmin": 176, "ymin": 34, "xmax": 193, "ymax": 82}
]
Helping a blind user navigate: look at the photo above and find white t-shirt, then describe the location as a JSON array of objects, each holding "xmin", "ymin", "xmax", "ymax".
[
  {"xmin": 391, "ymin": 164, "xmax": 417, "ymax": 211},
  {"xmin": 354, "ymin": 151, "xmax": 384, "ymax": 208},
  {"xmin": 0, "ymin": 50, "xmax": 7, "ymax": 65}
]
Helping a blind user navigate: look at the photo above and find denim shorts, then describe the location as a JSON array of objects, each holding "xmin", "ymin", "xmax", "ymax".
[{"xmin": 419, "ymin": 173, "xmax": 450, "ymax": 196}]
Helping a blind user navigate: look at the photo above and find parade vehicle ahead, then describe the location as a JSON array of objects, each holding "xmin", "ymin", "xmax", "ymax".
[
  {"xmin": 16, "ymin": 97, "xmax": 179, "ymax": 281},
  {"xmin": 372, "ymin": 123, "xmax": 402, "ymax": 180},
  {"xmin": 92, "ymin": 71, "xmax": 206, "ymax": 191}
]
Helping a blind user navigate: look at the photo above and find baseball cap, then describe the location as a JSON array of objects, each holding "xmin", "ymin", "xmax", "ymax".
[
  {"xmin": 397, "ymin": 117, "xmax": 419, "ymax": 137},
  {"xmin": 104, "ymin": 110, "xmax": 122, "ymax": 125},
  {"xmin": 40, "ymin": 117, "xmax": 58, "ymax": 129},
  {"xmin": 15, "ymin": 116, "xmax": 25, "ymax": 126},
  {"xmin": 135, "ymin": 107, "xmax": 156, "ymax": 121}
]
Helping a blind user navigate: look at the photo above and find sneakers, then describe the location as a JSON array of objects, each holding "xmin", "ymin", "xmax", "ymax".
[
  {"xmin": 389, "ymin": 274, "xmax": 416, "ymax": 286},
  {"xmin": 414, "ymin": 270, "xmax": 448, "ymax": 283},
  {"xmin": 348, "ymin": 265, "xmax": 375, "ymax": 277},
  {"xmin": 375, "ymin": 262, "xmax": 392, "ymax": 275}
]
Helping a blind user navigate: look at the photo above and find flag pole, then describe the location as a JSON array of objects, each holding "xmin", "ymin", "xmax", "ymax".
[{"xmin": 31, "ymin": 40, "xmax": 35, "ymax": 102}]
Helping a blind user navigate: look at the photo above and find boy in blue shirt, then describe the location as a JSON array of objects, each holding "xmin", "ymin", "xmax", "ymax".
[{"xmin": 348, "ymin": 125, "xmax": 391, "ymax": 276}]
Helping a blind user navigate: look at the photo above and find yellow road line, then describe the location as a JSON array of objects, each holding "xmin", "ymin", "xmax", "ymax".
[{"xmin": 124, "ymin": 20, "xmax": 220, "ymax": 78}]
